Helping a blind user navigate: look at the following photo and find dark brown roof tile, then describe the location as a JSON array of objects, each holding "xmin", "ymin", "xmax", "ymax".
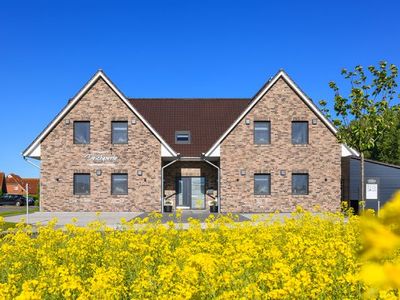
[{"xmin": 129, "ymin": 98, "xmax": 250, "ymax": 157}]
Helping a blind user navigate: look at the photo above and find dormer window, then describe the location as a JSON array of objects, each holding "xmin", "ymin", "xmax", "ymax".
[{"xmin": 175, "ymin": 131, "xmax": 191, "ymax": 144}]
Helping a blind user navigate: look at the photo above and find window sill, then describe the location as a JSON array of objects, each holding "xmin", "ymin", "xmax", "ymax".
[
  {"xmin": 292, "ymin": 144, "xmax": 309, "ymax": 147},
  {"xmin": 254, "ymin": 194, "xmax": 271, "ymax": 198},
  {"xmin": 292, "ymin": 194, "xmax": 309, "ymax": 197},
  {"xmin": 73, "ymin": 194, "xmax": 91, "ymax": 198}
]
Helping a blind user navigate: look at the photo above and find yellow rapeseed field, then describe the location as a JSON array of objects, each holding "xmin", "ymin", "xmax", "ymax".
[{"xmin": 0, "ymin": 193, "xmax": 399, "ymax": 299}]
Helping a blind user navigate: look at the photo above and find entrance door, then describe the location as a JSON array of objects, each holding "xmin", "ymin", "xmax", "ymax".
[{"xmin": 176, "ymin": 177, "xmax": 205, "ymax": 209}]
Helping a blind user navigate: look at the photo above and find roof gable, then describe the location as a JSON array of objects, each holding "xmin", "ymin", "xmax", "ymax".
[
  {"xmin": 22, "ymin": 70, "xmax": 177, "ymax": 158},
  {"xmin": 205, "ymin": 70, "xmax": 343, "ymax": 156}
]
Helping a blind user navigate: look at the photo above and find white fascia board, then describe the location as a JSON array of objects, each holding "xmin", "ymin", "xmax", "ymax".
[
  {"xmin": 28, "ymin": 144, "xmax": 41, "ymax": 159},
  {"xmin": 341, "ymin": 144, "xmax": 359, "ymax": 157},
  {"xmin": 207, "ymin": 145, "xmax": 220, "ymax": 157},
  {"xmin": 23, "ymin": 70, "xmax": 178, "ymax": 158},
  {"xmin": 161, "ymin": 144, "xmax": 175, "ymax": 157},
  {"xmin": 205, "ymin": 70, "xmax": 338, "ymax": 156}
]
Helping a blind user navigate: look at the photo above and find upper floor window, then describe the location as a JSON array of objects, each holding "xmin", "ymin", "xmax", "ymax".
[
  {"xmin": 74, "ymin": 121, "xmax": 90, "ymax": 144},
  {"xmin": 112, "ymin": 121, "xmax": 128, "ymax": 144},
  {"xmin": 292, "ymin": 121, "xmax": 308, "ymax": 144},
  {"xmin": 254, "ymin": 121, "xmax": 271, "ymax": 144},
  {"xmin": 175, "ymin": 131, "xmax": 191, "ymax": 144},
  {"xmin": 254, "ymin": 174, "xmax": 271, "ymax": 195},
  {"xmin": 73, "ymin": 173, "xmax": 90, "ymax": 195},
  {"xmin": 111, "ymin": 173, "xmax": 128, "ymax": 195},
  {"xmin": 292, "ymin": 173, "xmax": 309, "ymax": 195}
]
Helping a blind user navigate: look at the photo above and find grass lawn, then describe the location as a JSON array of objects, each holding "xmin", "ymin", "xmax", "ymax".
[
  {"xmin": 0, "ymin": 206, "xmax": 39, "ymax": 217},
  {"xmin": 0, "ymin": 206, "xmax": 39, "ymax": 230}
]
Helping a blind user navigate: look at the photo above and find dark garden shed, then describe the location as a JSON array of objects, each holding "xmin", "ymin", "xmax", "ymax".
[{"xmin": 342, "ymin": 156, "xmax": 400, "ymax": 214}]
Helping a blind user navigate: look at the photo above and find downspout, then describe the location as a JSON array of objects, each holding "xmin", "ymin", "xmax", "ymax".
[
  {"xmin": 23, "ymin": 156, "xmax": 41, "ymax": 212},
  {"xmin": 202, "ymin": 156, "xmax": 221, "ymax": 213},
  {"xmin": 161, "ymin": 157, "xmax": 179, "ymax": 213}
]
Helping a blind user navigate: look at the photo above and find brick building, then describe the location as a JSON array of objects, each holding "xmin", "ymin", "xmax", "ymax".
[{"xmin": 23, "ymin": 70, "xmax": 357, "ymax": 212}]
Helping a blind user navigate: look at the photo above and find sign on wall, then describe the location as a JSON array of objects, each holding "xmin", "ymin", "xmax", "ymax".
[
  {"xmin": 366, "ymin": 178, "xmax": 378, "ymax": 200},
  {"xmin": 85, "ymin": 152, "xmax": 118, "ymax": 164}
]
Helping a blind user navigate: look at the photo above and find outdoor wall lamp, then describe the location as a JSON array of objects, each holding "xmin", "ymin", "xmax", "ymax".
[
  {"xmin": 137, "ymin": 170, "xmax": 143, "ymax": 176},
  {"xmin": 96, "ymin": 169, "xmax": 102, "ymax": 176}
]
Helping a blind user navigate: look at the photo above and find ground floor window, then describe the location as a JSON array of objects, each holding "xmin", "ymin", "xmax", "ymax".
[
  {"xmin": 73, "ymin": 173, "xmax": 90, "ymax": 195},
  {"xmin": 292, "ymin": 173, "xmax": 309, "ymax": 195},
  {"xmin": 254, "ymin": 174, "xmax": 271, "ymax": 195},
  {"xmin": 111, "ymin": 173, "xmax": 128, "ymax": 195}
]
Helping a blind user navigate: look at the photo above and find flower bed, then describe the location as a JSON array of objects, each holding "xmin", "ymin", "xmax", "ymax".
[{"xmin": 0, "ymin": 195, "xmax": 399, "ymax": 299}]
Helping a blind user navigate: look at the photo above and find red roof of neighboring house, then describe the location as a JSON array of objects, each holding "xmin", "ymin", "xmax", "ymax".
[
  {"xmin": 7, "ymin": 173, "xmax": 24, "ymax": 186},
  {"xmin": 6, "ymin": 174, "xmax": 40, "ymax": 195},
  {"xmin": 129, "ymin": 98, "xmax": 251, "ymax": 157},
  {"xmin": 22, "ymin": 178, "xmax": 40, "ymax": 195},
  {"xmin": 0, "ymin": 172, "xmax": 5, "ymax": 192}
]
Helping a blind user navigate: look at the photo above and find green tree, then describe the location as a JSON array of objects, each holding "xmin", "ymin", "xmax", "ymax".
[
  {"xmin": 366, "ymin": 109, "xmax": 400, "ymax": 165},
  {"xmin": 320, "ymin": 61, "xmax": 399, "ymax": 208}
]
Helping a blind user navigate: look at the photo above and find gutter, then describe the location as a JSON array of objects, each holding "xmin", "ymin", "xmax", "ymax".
[
  {"xmin": 161, "ymin": 156, "xmax": 180, "ymax": 213},
  {"xmin": 23, "ymin": 156, "xmax": 42, "ymax": 212},
  {"xmin": 202, "ymin": 154, "xmax": 221, "ymax": 213}
]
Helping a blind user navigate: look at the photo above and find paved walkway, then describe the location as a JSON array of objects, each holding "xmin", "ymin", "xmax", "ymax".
[
  {"xmin": 4, "ymin": 212, "xmax": 142, "ymax": 227},
  {"xmin": 134, "ymin": 211, "xmax": 251, "ymax": 223},
  {"xmin": 4, "ymin": 211, "xmax": 308, "ymax": 228}
]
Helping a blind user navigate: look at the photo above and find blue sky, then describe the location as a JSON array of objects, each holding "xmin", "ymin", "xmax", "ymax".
[{"xmin": 1, "ymin": 0, "xmax": 399, "ymax": 177}]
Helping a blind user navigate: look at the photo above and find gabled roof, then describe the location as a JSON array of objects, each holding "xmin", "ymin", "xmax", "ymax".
[
  {"xmin": 22, "ymin": 70, "xmax": 177, "ymax": 158},
  {"xmin": 130, "ymin": 98, "xmax": 250, "ymax": 157},
  {"xmin": 6, "ymin": 173, "xmax": 24, "ymax": 186},
  {"xmin": 5, "ymin": 174, "xmax": 40, "ymax": 195},
  {"xmin": 205, "ymin": 70, "xmax": 357, "ymax": 156},
  {"xmin": 23, "ymin": 69, "xmax": 358, "ymax": 160}
]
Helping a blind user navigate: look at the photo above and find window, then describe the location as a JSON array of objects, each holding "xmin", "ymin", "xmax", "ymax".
[
  {"xmin": 292, "ymin": 121, "xmax": 308, "ymax": 144},
  {"xmin": 254, "ymin": 121, "xmax": 271, "ymax": 144},
  {"xmin": 254, "ymin": 174, "xmax": 271, "ymax": 195},
  {"xmin": 175, "ymin": 131, "xmax": 191, "ymax": 144},
  {"xmin": 73, "ymin": 174, "xmax": 90, "ymax": 195},
  {"xmin": 111, "ymin": 174, "xmax": 128, "ymax": 195},
  {"xmin": 112, "ymin": 121, "xmax": 128, "ymax": 144},
  {"xmin": 292, "ymin": 173, "xmax": 309, "ymax": 195},
  {"xmin": 74, "ymin": 121, "xmax": 90, "ymax": 144}
]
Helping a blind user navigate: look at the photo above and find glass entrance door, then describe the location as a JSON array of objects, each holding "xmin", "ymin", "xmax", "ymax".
[{"xmin": 176, "ymin": 177, "xmax": 205, "ymax": 209}]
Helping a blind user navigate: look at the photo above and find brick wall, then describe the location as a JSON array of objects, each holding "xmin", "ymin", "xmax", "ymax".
[
  {"xmin": 41, "ymin": 78, "xmax": 161, "ymax": 211},
  {"xmin": 220, "ymin": 78, "xmax": 341, "ymax": 212}
]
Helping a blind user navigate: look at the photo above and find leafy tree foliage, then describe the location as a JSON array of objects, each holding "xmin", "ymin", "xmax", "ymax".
[
  {"xmin": 320, "ymin": 61, "xmax": 399, "ymax": 203},
  {"xmin": 366, "ymin": 109, "xmax": 400, "ymax": 165}
]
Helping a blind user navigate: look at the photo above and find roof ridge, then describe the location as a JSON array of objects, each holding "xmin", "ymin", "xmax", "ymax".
[{"xmin": 129, "ymin": 98, "xmax": 251, "ymax": 100}]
